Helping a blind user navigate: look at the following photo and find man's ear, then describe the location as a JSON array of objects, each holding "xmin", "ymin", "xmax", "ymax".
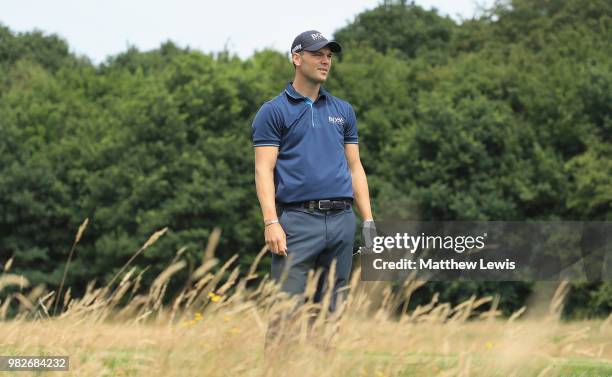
[{"xmin": 292, "ymin": 52, "xmax": 303, "ymax": 67}]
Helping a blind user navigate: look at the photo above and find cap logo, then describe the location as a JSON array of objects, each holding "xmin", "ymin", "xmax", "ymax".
[
  {"xmin": 291, "ymin": 44, "xmax": 302, "ymax": 53},
  {"xmin": 311, "ymin": 33, "xmax": 325, "ymax": 40}
]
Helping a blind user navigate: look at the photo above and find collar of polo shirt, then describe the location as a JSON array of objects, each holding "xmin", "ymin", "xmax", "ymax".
[{"xmin": 284, "ymin": 81, "xmax": 329, "ymax": 103}]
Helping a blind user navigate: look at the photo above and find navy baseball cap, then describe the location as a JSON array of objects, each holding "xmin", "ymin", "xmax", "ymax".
[{"xmin": 291, "ymin": 30, "xmax": 342, "ymax": 54}]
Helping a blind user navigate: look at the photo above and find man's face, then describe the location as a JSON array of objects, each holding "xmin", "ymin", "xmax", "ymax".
[{"xmin": 293, "ymin": 46, "xmax": 333, "ymax": 83}]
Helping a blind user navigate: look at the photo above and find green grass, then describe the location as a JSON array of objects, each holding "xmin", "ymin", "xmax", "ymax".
[{"xmin": 343, "ymin": 349, "xmax": 612, "ymax": 377}]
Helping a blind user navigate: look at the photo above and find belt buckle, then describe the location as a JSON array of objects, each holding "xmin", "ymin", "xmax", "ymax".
[{"xmin": 318, "ymin": 200, "xmax": 331, "ymax": 210}]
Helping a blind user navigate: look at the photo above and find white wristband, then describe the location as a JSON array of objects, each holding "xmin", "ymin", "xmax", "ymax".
[{"xmin": 264, "ymin": 219, "xmax": 279, "ymax": 227}]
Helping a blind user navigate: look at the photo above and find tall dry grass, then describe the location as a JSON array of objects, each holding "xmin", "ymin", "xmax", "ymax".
[{"xmin": 0, "ymin": 225, "xmax": 611, "ymax": 377}]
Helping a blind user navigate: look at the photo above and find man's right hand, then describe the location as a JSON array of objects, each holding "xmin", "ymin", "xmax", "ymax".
[{"xmin": 265, "ymin": 223, "xmax": 287, "ymax": 256}]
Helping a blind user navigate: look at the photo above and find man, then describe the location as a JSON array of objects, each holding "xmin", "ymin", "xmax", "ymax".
[{"xmin": 252, "ymin": 30, "xmax": 374, "ymax": 316}]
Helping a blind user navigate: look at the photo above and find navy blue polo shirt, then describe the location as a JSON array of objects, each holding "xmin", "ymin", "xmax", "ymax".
[{"xmin": 252, "ymin": 81, "xmax": 358, "ymax": 203}]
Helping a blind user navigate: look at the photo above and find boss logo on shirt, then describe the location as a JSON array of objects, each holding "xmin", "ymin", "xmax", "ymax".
[
  {"xmin": 311, "ymin": 33, "xmax": 325, "ymax": 40},
  {"xmin": 328, "ymin": 116, "xmax": 346, "ymax": 126}
]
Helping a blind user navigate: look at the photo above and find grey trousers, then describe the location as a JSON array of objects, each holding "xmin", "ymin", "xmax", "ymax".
[{"xmin": 271, "ymin": 205, "xmax": 356, "ymax": 312}]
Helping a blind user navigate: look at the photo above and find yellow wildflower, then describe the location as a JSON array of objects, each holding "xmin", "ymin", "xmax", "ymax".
[{"xmin": 208, "ymin": 292, "xmax": 222, "ymax": 302}]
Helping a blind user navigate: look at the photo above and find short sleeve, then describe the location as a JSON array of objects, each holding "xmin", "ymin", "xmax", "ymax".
[
  {"xmin": 344, "ymin": 104, "xmax": 358, "ymax": 144},
  {"xmin": 252, "ymin": 103, "xmax": 282, "ymax": 147}
]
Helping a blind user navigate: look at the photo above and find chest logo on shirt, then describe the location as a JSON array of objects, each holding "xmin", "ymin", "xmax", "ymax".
[{"xmin": 328, "ymin": 116, "xmax": 346, "ymax": 126}]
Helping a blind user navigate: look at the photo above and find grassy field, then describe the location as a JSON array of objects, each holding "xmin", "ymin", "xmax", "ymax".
[
  {"xmin": 0, "ymin": 311, "xmax": 611, "ymax": 376},
  {"xmin": 1, "ymin": 230, "xmax": 611, "ymax": 376}
]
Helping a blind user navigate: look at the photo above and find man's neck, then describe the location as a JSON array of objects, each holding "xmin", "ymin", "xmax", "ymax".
[{"xmin": 292, "ymin": 76, "xmax": 321, "ymax": 102}]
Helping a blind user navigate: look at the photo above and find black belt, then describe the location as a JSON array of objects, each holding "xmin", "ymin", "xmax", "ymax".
[{"xmin": 280, "ymin": 199, "xmax": 352, "ymax": 211}]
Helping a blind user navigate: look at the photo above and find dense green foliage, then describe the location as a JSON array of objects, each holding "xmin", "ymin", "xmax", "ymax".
[{"xmin": 0, "ymin": 0, "xmax": 610, "ymax": 317}]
